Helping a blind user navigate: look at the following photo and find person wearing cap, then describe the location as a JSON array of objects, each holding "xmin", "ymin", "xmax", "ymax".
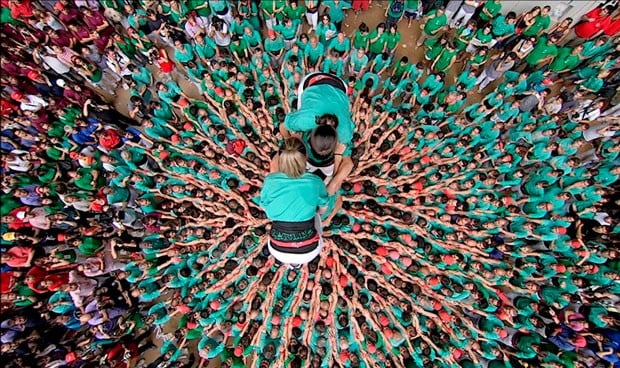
[
  {"xmin": 10, "ymin": 91, "xmax": 49, "ymax": 112},
  {"xmin": 260, "ymin": 137, "xmax": 328, "ymax": 266},
  {"xmin": 264, "ymin": 29, "xmax": 286, "ymax": 70}
]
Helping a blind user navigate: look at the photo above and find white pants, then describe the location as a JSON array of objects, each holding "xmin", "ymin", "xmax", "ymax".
[
  {"xmin": 265, "ymin": 17, "xmax": 277, "ymax": 30},
  {"xmin": 267, "ymin": 214, "xmax": 323, "ymax": 265},
  {"xmin": 475, "ymin": 69, "xmax": 496, "ymax": 91},
  {"xmin": 306, "ymin": 11, "xmax": 318, "ymax": 30},
  {"xmin": 450, "ymin": 8, "xmax": 475, "ymax": 28},
  {"xmin": 214, "ymin": 8, "xmax": 234, "ymax": 26},
  {"xmin": 306, "ymin": 161, "xmax": 334, "ymax": 185}
]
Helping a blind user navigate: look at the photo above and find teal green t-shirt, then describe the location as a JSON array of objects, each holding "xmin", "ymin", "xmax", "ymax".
[
  {"xmin": 260, "ymin": 173, "xmax": 329, "ymax": 222},
  {"xmin": 284, "ymin": 84, "xmax": 355, "ymax": 146}
]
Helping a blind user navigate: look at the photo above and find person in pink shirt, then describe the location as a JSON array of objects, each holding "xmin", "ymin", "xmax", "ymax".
[{"xmin": 1, "ymin": 246, "xmax": 36, "ymax": 268}]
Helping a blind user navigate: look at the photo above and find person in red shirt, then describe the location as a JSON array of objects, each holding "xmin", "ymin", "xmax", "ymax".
[
  {"xmin": 0, "ymin": 270, "xmax": 21, "ymax": 293},
  {"xmin": 603, "ymin": 16, "xmax": 620, "ymax": 37},
  {"xmin": 3, "ymin": 206, "xmax": 33, "ymax": 230},
  {"xmin": 568, "ymin": 5, "xmax": 613, "ymax": 44},
  {"xmin": 9, "ymin": 0, "xmax": 34, "ymax": 20},
  {"xmin": 98, "ymin": 128, "xmax": 123, "ymax": 151}
]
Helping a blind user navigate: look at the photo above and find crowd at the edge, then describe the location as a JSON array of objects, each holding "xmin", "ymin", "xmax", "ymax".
[{"xmin": 1, "ymin": 0, "xmax": 620, "ymax": 367}]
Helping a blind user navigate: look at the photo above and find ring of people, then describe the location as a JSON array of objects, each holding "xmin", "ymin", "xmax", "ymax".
[{"xmin": 1, "ymin": 1, "xmax": 619, "ymax": 368}]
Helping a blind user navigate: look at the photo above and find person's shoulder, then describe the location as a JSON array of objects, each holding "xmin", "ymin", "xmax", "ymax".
[
  {"xmin": 264, "ymin": 172, "xmax": 286, "ymax": 182},
  {"xmin": 302, "ymin": 173, "xmax": 327, "ymax": 186}
]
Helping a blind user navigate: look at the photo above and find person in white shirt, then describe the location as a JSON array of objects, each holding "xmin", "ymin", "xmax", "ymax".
[
  {"xmin": 577, "ymin": 99, "xmax": 606, "ymax": 121},
  {"xmin": 184, "ymin": 12, "xmax": 209, "ymax": 39},
  {"xmin": 33, "ymin": 46, "xmax": 72, "ymax": 76},
  {"xmin": 105, "ymin": 47, "xmax": 132, "ymax": 85},
  {"xmin": 12, "ymin": 92, "xmax": 49, "ymax": 112},
  {"xmin": 582, "ymin": 122, "xmax": 619, "ymax": 142}
]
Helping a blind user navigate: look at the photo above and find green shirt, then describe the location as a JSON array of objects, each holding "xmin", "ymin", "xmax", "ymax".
[
  {"xmin": 549, "ymin": 48, "xmax": 581, "ymax": 73},
  {"xmin": 434, "ymin": 48, "xmax": 457, "ymax": 72},
  {"xmin": 480, "ymin": 1, "xmax": 501, "ymax": 21},
  {"xmin": 229, "ymin": 40, "xmax": 249, "ymax": 58},
  {"xmin": 352, "ymin": 29, "xmax": 369, "ymax": 50},
  {"xmin": 385, "ymin": 31, "xmax": 402, "ymax": 50},
  {"xmin": 74, "ymin": 168, "xmax": 100, "ymax": 191},
  {"xmin": 368, "ymin": 29, "xmax": 387, "ymax": 54},
  {"xmin": 283, "ymin": 4, "xmax": 306, "ymax": 21},
  {"xmin": 387, "ymin": 0, "xmax": 405, "ymax": 18},
  {"xmin": 285, "ymin": 84, "xmax": 354, "ymax": 147},
  {"xmin": 491, "ymin": 15, "xmax": 515, "ymax": 37},
  {"xmin": 523, "ymin": 14, "xmax": 551, "ymax": 36},
  {"xmin": 304, "ymin": 42, "xmax": 325, "ymax": 64},
  {"xmin": 525, "ymin": 37, "xmax": 557, "ymax": 66},
  {"xmin": 260, "ymin": 173, "xmax": 328, "ymax": 222},
  {"xmin": 423, "ymin": 10, "xmax": 447, "ymax": 35}
]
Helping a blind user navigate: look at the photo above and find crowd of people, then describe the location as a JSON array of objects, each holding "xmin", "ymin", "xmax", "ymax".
[{"xmin": 1, "ymin": 0, "xmax": 620, "ymax": 367}]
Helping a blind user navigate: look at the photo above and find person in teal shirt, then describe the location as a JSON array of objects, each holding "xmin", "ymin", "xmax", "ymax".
[
  {"xmin": 369, "ymin": 52, "xmax": 392, "ymax": 75},
  {"xmin": 304, "ymin": 35, "xmax": 325, "ymax": 70},
  {"xmin": 421, "ymin": 72, "xmax": 444, "ymax": 96},
  {"xmin": 274, "ymin": 17, "xmax": 300, "ymax": 50},
  {"xmin": 241, "ymin": 25, "xmax": 263, "ymax": 52},
  {"xmin": 260, "ymin": 137, "xmax": 328, "ymax": 265},
  {"xmin": 323, "ymin": 0, "xmax": 350, "ymax": 31},
  {"xmin": 172, "ymin": 39, "xmax": 195, "ymax": 65},
  {"xmin": 264, "ymin": 29, "xmax": 286, "ymax": 69},
  {"xmin": 578, "ymin": 70, "xmax": 607, "ymax": 94},
  {"xmin": 323, "ymin": 51, "xmax": 344, "ymax": 78},
  {"xmin": 283, "ymin": 74, "xmax": 354, "ymax": 149},
  {"xmin": 156, "ymin": 80, "xmax": 188, "ymax": 109},
  {"xmin": 327, "ymin": 32, "xmax": 351, "ymax": 59},
  {"xmin": 348, "ymin": 47, "xmax": 369, "ymax": 78}
]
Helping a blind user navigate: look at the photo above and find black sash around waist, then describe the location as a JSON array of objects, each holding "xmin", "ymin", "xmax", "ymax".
[{"xmin": 270, "ymin": 218, "xmax": 320, "ymax": 254}]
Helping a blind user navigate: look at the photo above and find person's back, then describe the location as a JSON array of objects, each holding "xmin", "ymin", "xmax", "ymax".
[
  {"xmin": 261, "ymin": 171, "xmax": 327, "ymax": 222},
  {"xmin": 519, "ymin": 93, "xmax": 540, "ymax": 112},
  {"xmin": 260, "ymin": 137, "xmax": 328, "ymax": 265}
]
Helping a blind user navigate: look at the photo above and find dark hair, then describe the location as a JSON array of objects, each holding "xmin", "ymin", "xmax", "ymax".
[{"xmin": 316, "ymin": 114, "xmax": 339, "ymax": 128}]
